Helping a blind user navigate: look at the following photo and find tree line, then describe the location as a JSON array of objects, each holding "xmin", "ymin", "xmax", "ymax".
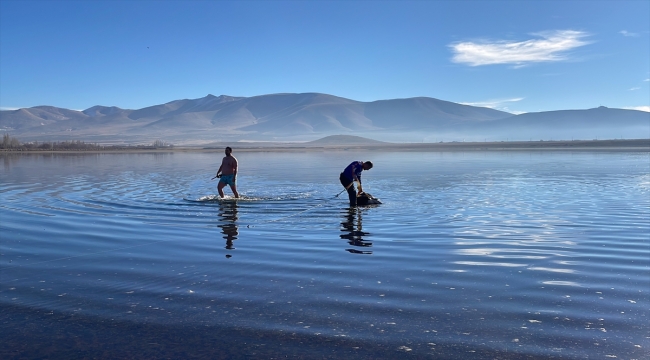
[{"xmin": 1, "ymin": 134, "xmax": 173, "ymax": 151}]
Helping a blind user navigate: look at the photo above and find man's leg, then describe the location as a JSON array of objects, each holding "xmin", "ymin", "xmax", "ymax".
[
  {"xmin": 347, "ymin": 186, "xmax": 357, "ymax": 207},
  {"xmin": 230, "ymin": 184, "xmax": 239, "ymax": 198},
  {"xmin": 217, "ymin": 181, "xmax": 226, "ymax": 198},
  {"xmin": 340, "ymin": 173, "xmax": 356, "ymax": 206}
]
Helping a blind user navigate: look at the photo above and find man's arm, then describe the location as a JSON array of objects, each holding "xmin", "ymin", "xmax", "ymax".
[
  {"xmin": 352, "ymin": 162, "xmax": 361, "ymax": 182},
  {"xmin": 356, "ymin": 163, "xmax": 363, "ymax": 192},
  {"xmin": 212, "ymin": 164, "xmax": 223, "ymax": 180}
]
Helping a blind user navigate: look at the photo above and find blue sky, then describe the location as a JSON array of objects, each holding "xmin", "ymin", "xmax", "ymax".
[{"xmin": 1, "ymin": 0, "xmax": 648, "ymax": 114}]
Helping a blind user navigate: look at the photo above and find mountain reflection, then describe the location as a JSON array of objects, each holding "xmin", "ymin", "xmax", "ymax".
[
  {"xmin": 217, "ymin": 201, "xmax": 239, "ymax": 253},
  {"xmin": 340, "ymin": 207, "xmax": 372, "ymax": 254}
]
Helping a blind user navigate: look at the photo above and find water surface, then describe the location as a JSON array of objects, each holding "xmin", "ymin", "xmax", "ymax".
[{"xmin": 1, "ymin": 150, "xmax": 648, "ymax": 359}]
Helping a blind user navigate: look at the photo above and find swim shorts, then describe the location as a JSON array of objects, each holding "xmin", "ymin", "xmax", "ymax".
[{"xmin": 219, "ymin": 174, "xmax": 236, "ymax": 186}]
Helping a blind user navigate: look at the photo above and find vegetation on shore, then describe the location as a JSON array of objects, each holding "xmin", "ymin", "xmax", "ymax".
[
  {"xmin": 1, "ymin": 134, "xmax": 173, "ymax": 151},
  {"xmin": 2, "ymin": 133, "xmax": 648, "ymax": 152}
]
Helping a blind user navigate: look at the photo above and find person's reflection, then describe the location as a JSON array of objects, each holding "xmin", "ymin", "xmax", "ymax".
[
  {"xmin": 217, "ymin": 201, "xmax": 239, "ymax": 256},
  {"xmin": 340, "ymin": 207, "xmax": 372, "ymax": 254}
]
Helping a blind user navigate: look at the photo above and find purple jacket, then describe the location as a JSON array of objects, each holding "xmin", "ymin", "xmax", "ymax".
[{"xmin": 342, "ymin": 161, "xmax": 364, "ymax": 182}]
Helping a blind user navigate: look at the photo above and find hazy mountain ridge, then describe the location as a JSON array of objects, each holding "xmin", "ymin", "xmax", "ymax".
[
  {"xmin": 465, "ymin": 106, "xmax": 650, "ymax": 141},
  {"xmin": 307, "ymin": 135, "xmax": 388, "ymax": 145},
  {"xmin": 1, "ymin": 93, "xmax": 648, "ymax": 144}
]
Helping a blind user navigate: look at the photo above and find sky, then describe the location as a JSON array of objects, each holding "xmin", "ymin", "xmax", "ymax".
[{"xmin": 1, "ymin": 0, "xmax": 648, "ymax": 114}]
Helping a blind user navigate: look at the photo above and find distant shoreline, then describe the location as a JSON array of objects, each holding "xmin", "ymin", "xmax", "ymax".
[{"xmin": 2, "ymin": 138, "xmax": 649, "ymax": 153}]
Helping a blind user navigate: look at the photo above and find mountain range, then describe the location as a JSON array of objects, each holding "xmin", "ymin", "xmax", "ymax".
[{"xmin": 1, "ymin": 93, "xmax": 648, "ymax": 144}]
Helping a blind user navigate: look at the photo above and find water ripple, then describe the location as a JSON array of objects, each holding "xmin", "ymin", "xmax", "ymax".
[{"xmin": 1, "ymin": 151, "xmax": 649, "ymax": 359}]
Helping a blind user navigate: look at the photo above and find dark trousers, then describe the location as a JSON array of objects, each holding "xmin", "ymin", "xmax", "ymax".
[{"xmin": 339, "ymin": 173, "xmax": 356, "ymax": 206}]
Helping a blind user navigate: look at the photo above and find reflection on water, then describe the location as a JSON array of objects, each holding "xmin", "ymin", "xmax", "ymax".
[
  {"xmin": 1, "ymin": 151, "xmax": 649, "ymax": 359},
  {"xmin": 217, "ymin": 201, "xmax": 239, "ymax": 254},
  {"xmin": 340, "ymin": 207, "xmax": 372, "ymax": 254}
]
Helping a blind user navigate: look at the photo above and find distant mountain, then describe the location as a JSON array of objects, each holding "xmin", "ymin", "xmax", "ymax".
[
  {"xmin": 492, "ymin": 106, "xmax": 647, "ymax": 128},
  {"xmin": 464, "ymin": 106, "xmax": 650, "ymax": 141},
  {"xmin": 1, "ymin": 93, "xmax": 648, "ymax": 144},
  {"xmin": 306, "ymin": 135, "xmax": 389, "ymax": 146}
]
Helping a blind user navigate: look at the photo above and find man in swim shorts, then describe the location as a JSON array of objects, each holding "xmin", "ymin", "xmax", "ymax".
[
  {"xmin": 340, "ymin": 160, "xmax": 373, "ymax": 206},
  {"xmin": 212, "ymin": 146, "xmax": 240, "ymax": 198}
]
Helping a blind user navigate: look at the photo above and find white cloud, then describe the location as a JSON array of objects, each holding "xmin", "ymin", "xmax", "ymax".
[
  {"xmin": 449, "ymin": 30, "xmax": 592, "ymax": 67},
  {"xmin": 625, "ymin": 106, "xmax": 650, "ymax": 112},
  {"xmin": 0, "ymin": 107, "xmax": 20, "ymax": 111},
  {"xmin": 645, "ymin": 78, "xmax": 650, "ymax": 82},
  {"xmin": 629, "ymin": 87, "xmax": 641, "ymax": 91},
  {"xmin": 619, "ymin": 30, "xmax": 639, "ymax": 37},
  {"xmin": 460, "ymin": 97, "xmax": 525, "ymax": 114}
]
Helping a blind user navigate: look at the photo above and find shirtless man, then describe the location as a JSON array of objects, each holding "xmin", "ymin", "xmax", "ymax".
[{"xmin": 212, "ymin": 147, "xmax": 239, "ymax": 198}]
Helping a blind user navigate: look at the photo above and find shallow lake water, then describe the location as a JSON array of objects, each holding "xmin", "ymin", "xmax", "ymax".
[{"xmin": 1, "ymin": 150, "xmax": 649, "ymax": 359}]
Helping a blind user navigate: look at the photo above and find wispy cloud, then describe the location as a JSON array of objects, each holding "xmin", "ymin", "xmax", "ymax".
[
  {"xmin": 645, "ymin": 78, "xmax": 650, "ymax": 82},
  {"xmin": 624, "ymin": 106, "xmax": 650, "ymax": 112},
  {"xmin": 619, "ymin": 30, "xmax": 639, "ymax": 37},
  {"xmin": 449, "ymin": 30, "xmax": 592, "ymax": 67},
  {"xmin": 0, "ymin": 107, "xmax": 20, "ymax": 111},
  {"xmin": 629, "ymin": 87, "xmax": 641, "ymax": 91},
  {"xmin": 460, "ymin": 97, "xmax": 525, "ymax": 114}
]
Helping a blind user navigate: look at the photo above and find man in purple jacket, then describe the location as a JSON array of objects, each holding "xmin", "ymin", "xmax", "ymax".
[{"xmin": 339, "ymin": 160, "xmax": 373, "ymax": 206}]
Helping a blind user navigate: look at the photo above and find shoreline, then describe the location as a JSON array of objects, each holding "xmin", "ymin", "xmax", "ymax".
[{"xmin": 2, "ymin": 138, "xmax": 648, "ymax": 153}]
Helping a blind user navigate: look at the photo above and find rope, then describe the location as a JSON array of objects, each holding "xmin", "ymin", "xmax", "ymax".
[{"xmin": 246, "ymin": 193, "xmax": 342, "ymax": 227}]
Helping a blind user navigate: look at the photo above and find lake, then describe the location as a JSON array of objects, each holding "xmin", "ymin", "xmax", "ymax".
[{"xmin": 1, "ymin": 150, "xmax": 648, "ymax": 359}]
